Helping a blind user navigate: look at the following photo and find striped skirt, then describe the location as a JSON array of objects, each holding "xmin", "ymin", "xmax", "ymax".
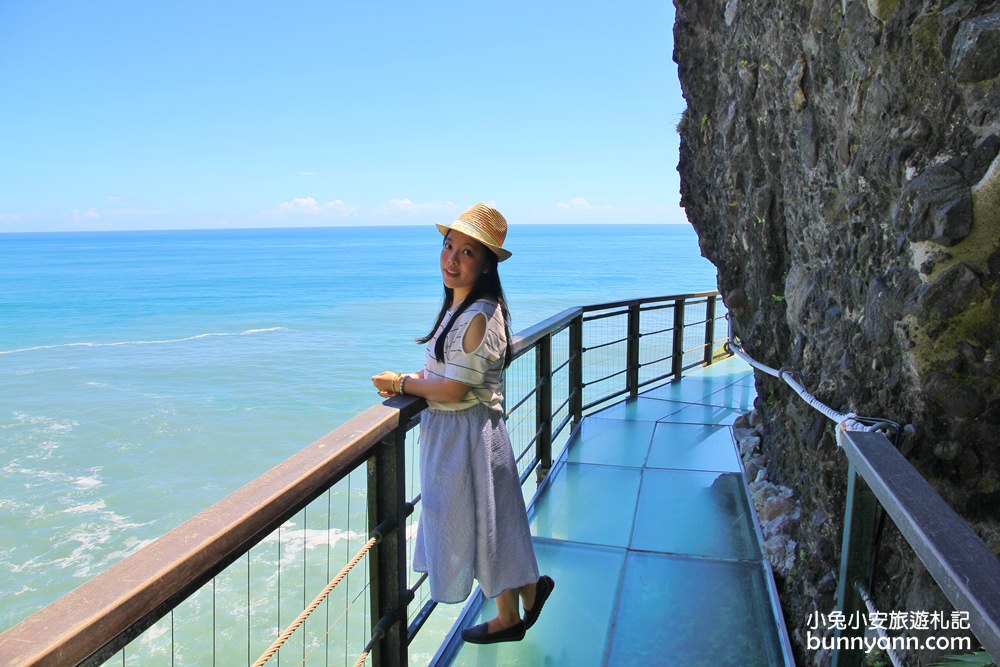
[{"xmin": 413, "ymin": 403, "xmax": 539, "ymax": 603}]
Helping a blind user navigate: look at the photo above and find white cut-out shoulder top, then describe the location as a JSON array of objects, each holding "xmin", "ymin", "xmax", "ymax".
[{"xmin": 423, "ymin": 299, "xmax": 506, "ymax": 413}]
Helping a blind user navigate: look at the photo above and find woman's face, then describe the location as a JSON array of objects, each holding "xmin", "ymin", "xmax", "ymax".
[{"xmin": 440, "ymin": 230, "xmax": 489, "ymax": 300}]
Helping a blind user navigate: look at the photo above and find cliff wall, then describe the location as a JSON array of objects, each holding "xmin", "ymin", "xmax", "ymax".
[{"xmin": 673, "ymin": 0, "xmax": 1000, "ymax": 663}]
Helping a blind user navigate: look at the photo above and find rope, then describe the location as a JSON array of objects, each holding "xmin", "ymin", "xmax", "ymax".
[
  {"xmin": 295, "ymin": 580, "xmax": 371, "ymax": 665},
  {"xmin": 854, "ymin": 579, "xmax": 906, "ymax": 667},
  {"xmin": 726, "ymin": 314, "xmax": 890, "ymax": 444},
  {"xmin": 353, "ymin": 650, "xmax": 371, "ymax": 667},
  {"xmin": 252, "ymin": 536, "xmax": 378, "ymax": 667}
]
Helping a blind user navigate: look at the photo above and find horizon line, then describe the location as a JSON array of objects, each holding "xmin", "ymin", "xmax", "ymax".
[{"xmin": 0, "ymin": 220, "xmax": 694, "ymax": 236}]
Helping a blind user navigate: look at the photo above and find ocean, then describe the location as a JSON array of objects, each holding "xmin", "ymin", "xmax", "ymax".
[{"xmin": 0, "ymin": 224, "xmax": 717, "ymax": 640}]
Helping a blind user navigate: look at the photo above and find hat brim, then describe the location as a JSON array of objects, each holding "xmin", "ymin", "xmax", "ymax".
[{"xmin": 437, "ymin": 222, "xmax": 512, "ymax": 261}]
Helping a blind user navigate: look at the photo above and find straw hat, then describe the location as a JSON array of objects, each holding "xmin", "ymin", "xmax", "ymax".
[{"xmin": 437, "ymin": 203, "xmax": 512, "ymax": 262}]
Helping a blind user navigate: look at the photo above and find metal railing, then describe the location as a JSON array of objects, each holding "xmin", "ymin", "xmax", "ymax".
[
  {"xmin": 0, "ymin": 291, "xmax": 727, "ymax": 667},
  {"xmin": 729, "ymin": 337, "xmax": 1000, "ymax": 665},
  {"xmin": 832, "ymin": 430, "xmax": 1000, "ymax": 665}
]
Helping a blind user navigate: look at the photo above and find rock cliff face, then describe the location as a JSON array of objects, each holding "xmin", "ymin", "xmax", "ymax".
[{"xmin": 673, "ymin": 0, "xmax": 1000, "ymax": 663}]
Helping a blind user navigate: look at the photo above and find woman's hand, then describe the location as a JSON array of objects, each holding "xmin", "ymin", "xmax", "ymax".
[
  {"xmin": 372, "ymin": 370, "xmax": 467, "ymax": 402},
  {"xmin": 371, "ymin": 370, "xmax": 400, "ymax": 398}
]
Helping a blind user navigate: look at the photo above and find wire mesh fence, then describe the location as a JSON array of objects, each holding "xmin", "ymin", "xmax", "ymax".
[
  {"xmin": 581, "ymin": 308, "xmax": 628, "ymax": 411},
  {"xmin": 107, "ymin": 467, "xmax": 373, "ymax": 666}
]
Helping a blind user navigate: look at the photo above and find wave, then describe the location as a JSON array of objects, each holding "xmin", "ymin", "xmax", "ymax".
[{"xmin": 0, "ymin": 327, "xmax": 288, "ymax": 356}]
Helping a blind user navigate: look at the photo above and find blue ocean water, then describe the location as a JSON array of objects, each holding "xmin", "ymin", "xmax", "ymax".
[{"xmin": 0, "ymin": 224, "xmax": 716, "ymax": 633}]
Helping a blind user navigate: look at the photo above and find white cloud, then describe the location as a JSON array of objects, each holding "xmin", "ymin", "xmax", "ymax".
[
  {"xmin": 557, "ymin": 196, "xmax": 590, "ymax": 211},
  {"xmin": 278, "ymin": 196, "xmax": 323, "ymax": 214},
  {"xmin": 271, "ymin": 196, "xmax": 354, "ymax": 217},
  {"xmin": 72, "ymin": 209, "xmax": 102, "ymax": 221},
  {"xmin": 386, "ymin": 198, "xmax": 457, "ymax": 214},
  {"xmin": 556, "ymin": 197, "xmax": 615, "ymax": 212}
]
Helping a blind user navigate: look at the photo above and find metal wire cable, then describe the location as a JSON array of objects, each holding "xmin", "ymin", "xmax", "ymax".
[
  {"xmin": 352, "ymin": 613, "xmax": 395, "ymax": 667},
  {"xmin": 725, "ymin": 316, "xmax": 886, "ymax": 443},
  {"xmin": 251, "ymin": 536, "xmax": 378, "ymax": 667}
]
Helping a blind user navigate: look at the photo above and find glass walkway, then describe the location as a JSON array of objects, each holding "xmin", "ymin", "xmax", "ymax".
[{"xmin": 433, "ymin": 355, "xmax": 795, "ymax": 666}]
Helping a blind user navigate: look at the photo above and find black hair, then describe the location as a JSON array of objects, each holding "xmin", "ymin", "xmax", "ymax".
[{"xmin": 417, "ymin": 234, "xmax": 513, "ymax": 369}]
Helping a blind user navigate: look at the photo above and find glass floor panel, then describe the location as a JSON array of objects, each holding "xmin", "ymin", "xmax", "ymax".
[
  {"xmin": 646, "ymin": 423, "xmax": 741, "ymax": 473},
  {"xmin": 530, "ymin": 463, "xmax": 642, "ymax": 548},
  {"xmin": 659, "ymin": 402, "xmax": 746, "ymax": 426},
  {"xmin": 594, "ymin": 397, "xmax": 684, "ymax": 422},
  {"xmin": 631, "ymin": 470, "xmax": 760, "ymax": 560},
  {"xmin": 690, "ymin": 356, "xmax": 755, "ymax": 381},
  {"xmin": 606, "ymin": 551, "xmax": 786, "ymax": 666},
  {"xmin": 449, "ymin": 540, "xmax": 625, "ymax": 667},
  {"xmin": 706, "ymin": 381, "xmax": 757, "ymax": 410},
  {"xmin": 642, "ymin": 376, "xmax": 742, "ymax": 403},
  {"xmin": 565, "ymin": 417, "xmax": 656, "ymax": 467}
]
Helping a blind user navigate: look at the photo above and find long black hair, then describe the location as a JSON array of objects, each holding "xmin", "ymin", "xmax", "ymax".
[{"xmin": 418, "ymin": 234, "xmax": 513, "ymax": 369}]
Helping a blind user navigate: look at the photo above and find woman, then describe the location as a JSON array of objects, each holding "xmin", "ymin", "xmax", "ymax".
[{"xmin": 371, "ymin": 203, "xmax": 554, "ymax": 645}]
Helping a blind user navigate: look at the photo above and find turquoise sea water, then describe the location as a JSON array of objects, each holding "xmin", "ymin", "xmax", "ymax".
[{"xmin": 0, "ymin": 224, "xmax": 717, "ymax": 635}]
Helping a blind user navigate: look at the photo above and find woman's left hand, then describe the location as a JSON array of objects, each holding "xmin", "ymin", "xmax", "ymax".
[{"xmin": 371, "ymin": 370, "xmax": 399, "ymax": 398}]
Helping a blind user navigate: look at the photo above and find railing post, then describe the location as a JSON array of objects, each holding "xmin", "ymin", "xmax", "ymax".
[
  {"xmin": 671, "ymin": 298, "xmax": 686, "ymax": 380},
  {"xmin": 703, "ymin": 296, "xmax": 716, "ymax": 366},
  {"xmin": 535, "ymin": 333, "xmax": 553, "ymax": 483},
  {"xmin": 367, "ymin": 422, "xmax": 408, "ymax": 667},
  {"xmin": 831, "ymin": 461, "xmax": 879, "ymax": 667},
  {"xmin": 569, "ymin": 313, "xmax": 584, "ymax": 428},
  {"xmin": 627, "ymin": 304, "xmax": 641, "ymax": 398}
]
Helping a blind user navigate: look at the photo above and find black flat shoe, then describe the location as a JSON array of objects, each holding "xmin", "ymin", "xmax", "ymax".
[
  {"xmin": 523, "ymin": 575, "xmax": 555, "ymax": 630},
  {"xmin": 461, "ymin": 620, "xmax": 526, "ymax": 644}
]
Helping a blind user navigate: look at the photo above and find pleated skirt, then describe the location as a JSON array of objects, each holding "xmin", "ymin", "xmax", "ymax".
[{"xmin": 413, "ymin": 403, "xmax": 539, "ymax": 603}]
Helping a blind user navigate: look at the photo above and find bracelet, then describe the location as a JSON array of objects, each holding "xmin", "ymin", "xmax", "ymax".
[
  {"xmin": 392, "ymin": 372, "xmax": 402, "ymax": 393},
  {"xmin": 399, "ymin": 375, "xmax": 407, "ymax": 395}
]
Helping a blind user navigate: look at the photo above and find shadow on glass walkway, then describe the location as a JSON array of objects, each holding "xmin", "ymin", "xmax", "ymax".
[{"xmin": 433, "ymin": 355, "xmax": 796, "ymax": 666}]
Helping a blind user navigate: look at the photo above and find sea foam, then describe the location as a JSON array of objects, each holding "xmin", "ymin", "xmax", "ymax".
[{"xmin": 0, "ymin": 327, "xmax": 288, "ymax": 356}]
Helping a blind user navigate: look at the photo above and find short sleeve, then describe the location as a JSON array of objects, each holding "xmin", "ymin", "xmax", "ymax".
[{"xmin": 443, "ymin": 302, "xmax": 502, "ymax": 386}]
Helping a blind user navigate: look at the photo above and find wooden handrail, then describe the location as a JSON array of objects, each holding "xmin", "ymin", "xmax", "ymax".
[{"xmin": 0, "ymin": 403, "xmax": 404, "ymax": 666}]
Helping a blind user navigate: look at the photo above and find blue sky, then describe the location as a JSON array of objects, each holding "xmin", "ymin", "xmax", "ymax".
[{"xmin": 0, "ymin": 1, "xmax": 686, "ymax": 232}]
